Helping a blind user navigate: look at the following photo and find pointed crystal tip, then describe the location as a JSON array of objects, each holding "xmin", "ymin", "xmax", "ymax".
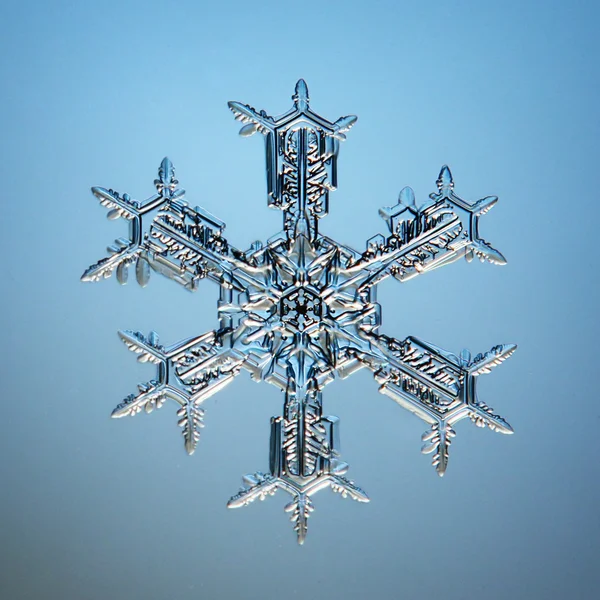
[
  {"xmin": 399, "ymin": 186, "xmax": 416, "ymax": 207},
  {"xmin": 460, "ymin": 348, "xmax": 472, "ymax": 366},
  {"xmin": 239, "ymin": 123, "xmax": 259, "ymax": 137},
  {"xmin": 333, "ymin": 115, "xmax": 358, "ymax": 134},
  {"xmin": 293, "ymin": 79, "xmax": 310, "ymax": 109},
  {"xmin": 155, "ymin": 157, "xmax": 178, "ymax": 192},
  {"xmin": 158, "ymin": 157, "xmax": 174, "ymax": 182},
  {"xmin": 437, "ymin": 165, "xmax": 454, "ymax": 190}
]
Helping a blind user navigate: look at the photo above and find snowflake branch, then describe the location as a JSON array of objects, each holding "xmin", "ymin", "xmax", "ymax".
[
  {"xmin": 330, "ymin": 476, "xmax": 370, "ymax": 502},
  {"xmin": 227, "ymin": 473, "xmax": 279, "ymax": 508},
  {"xmin": 421, "ymin": 422, "xmax": 456, "ymax": 476},
  {"xmin": 284, "ymin": 494, "xmax": 314, "ymax": 545}
]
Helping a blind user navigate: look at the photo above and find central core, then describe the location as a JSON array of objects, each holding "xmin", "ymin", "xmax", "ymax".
[{"xmin": 280, "ymin": 287, "xmax": 322, "ymax": 333}]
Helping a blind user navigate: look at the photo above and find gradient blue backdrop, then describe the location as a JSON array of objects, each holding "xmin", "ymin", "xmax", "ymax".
[{"xmin": 1, "ymin": 1, "xmax": 598, "ymax": 598}]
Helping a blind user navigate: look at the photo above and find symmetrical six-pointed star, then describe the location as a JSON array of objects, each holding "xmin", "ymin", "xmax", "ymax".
[{"xmin": 82, "ymin": 81, "xmax": 516, "ymax": 544}]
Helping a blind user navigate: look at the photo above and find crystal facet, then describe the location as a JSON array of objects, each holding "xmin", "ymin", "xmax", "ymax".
[{"xmin": 82, "ymin": 81, "xmax": 516, "ymax": 543}]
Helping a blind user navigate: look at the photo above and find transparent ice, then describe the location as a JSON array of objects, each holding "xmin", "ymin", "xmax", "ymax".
[{"xmin": 82, "ymin": 80, "xmax": 516, "ymax": 544}]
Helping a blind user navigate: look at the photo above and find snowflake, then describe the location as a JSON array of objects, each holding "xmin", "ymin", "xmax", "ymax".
[{"xmin": 82, "ymin": 80, "xmax": 516, "ymax": 544}]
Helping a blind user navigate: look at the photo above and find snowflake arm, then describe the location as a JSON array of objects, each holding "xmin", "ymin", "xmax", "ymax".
[
  {"xmin": 111, "ymin": 329, "xmax": 244, "ymax": 454},
  {"xmin": 81, "ymin": 158, "xmax": 181, "ymax": 285},
  {"xmin": 81, "ymin": 157, "xmax": 266, "ymax": 293},
  {"xmin": 342, "ymin": 168, "xmax": 507, "ymax": 292},
  {"xmin": 358, "ymin": 332, "xmax": 516, "ymax": 475},
  {"xmin": 229, "ymin": 79, "xmax": 357, "ymax": 241},
  {"xmin": 228, "ymin": 345, "xmax": 369, "ymax": 544}
]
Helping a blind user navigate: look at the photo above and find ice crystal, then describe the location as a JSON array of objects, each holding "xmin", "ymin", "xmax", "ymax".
[{"xmin": 82, "ymin": 81, "xmax": 516, "ymax": 543}]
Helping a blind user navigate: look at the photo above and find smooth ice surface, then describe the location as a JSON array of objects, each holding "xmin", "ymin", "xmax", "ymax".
[{"xmin": 1, "ymin": 0, "xmax": 598, "ymax": 598}]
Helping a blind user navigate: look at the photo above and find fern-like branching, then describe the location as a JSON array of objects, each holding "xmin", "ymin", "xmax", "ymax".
[
  {"xmin": 177, "ymin": 402, "xmax": 205, "ymax": 455},
  {"xmin": 421, "ymin": 422, "xmax": 456, "ymax": 477},
  {"xmin": 284, "ymin": 494, "xmax": 314, "ymax": 545}
]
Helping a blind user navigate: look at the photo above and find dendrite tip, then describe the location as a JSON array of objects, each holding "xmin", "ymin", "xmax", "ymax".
[
  {"xmin": 437, "ymin": 165, "xmax": 454, "ymax": 190},
  {"xmin": 293, "ymin": 79, "xmax": 309, "ymax": 108},
  {"xmin": 399, "ymin": 186, "xmax": 416, "ymax": 207}
]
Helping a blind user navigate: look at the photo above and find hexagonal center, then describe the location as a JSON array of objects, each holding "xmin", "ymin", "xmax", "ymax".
[{"xmin": 280, "ymin": 287, "xmax": 322, "ymax": 333}]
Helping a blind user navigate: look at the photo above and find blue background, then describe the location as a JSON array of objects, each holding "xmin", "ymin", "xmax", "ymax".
[{"xmin": 1, "ymin": 0, "xmax": 598, "ymax": 598}]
